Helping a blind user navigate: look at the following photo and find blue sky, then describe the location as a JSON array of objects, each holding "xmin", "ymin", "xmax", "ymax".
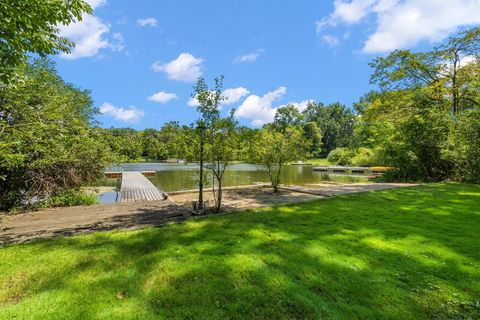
[{"xmin": 54, "ymin": 0, "xmax": 480, "ymax": 129}]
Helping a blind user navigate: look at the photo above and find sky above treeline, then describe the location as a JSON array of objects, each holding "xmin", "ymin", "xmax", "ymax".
[{"xmin": 53, "ymin": 0, "xmax": 480, "ymax": 129}]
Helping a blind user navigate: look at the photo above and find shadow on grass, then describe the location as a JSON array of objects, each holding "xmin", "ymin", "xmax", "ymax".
[{"xmin": 0, "ymin": 183, "xmax": 479, "ymax": 319}]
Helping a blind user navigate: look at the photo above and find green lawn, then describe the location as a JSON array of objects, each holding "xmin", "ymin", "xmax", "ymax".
[
  {"xmin": 1, "ymin": 184, "xmax": 479, "ymax": 319},
  {"xmin": 290, "ymin": 158, "xmax": 332, "ymax": 165}
]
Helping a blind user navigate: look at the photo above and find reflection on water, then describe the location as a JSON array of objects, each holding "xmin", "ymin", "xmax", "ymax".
[
  {"xmin": 104, "ymin": 163, "xmax": 371, "ymax": 192},
  {"xmin": 98, "ymin": 191, "xmax": 119, "ymax": 204}
]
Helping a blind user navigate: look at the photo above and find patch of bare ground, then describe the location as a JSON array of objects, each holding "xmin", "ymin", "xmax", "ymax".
[{"xmin": 0, "ymin": 183, "xmax": 416, "ymax": 245}]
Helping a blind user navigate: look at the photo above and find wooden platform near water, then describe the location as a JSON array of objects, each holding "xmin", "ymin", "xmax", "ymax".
[
  {"xmin": 120, "ymin": 172, "xmax": 164, "ymax": 203},
  {"xmin": 105, "ymin": 171, "xmax": 156, "ymax": 179},
  {"xmin": 313, "ymin": 166, "xmax": 387, "ymax": 175}
]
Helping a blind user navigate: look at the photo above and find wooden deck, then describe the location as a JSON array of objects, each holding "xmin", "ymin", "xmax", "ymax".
[
  {"xmin": 313, "ymin": 166, "xmax": 387, "ymax": 175},
  {"xmin": 120, "ymin": 172, "xmax": 164, "ymax": 203},
  {"xmin": 105, "ymin": 171, "xmax": 156, "ymax": 178}
]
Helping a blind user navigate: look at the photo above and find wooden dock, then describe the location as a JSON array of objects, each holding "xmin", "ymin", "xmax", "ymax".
[
  {"xmin": 105, "ymin": 171, "xmax": 156, "ymax": 179},
  {"xmin": 313, "ymin": 166, "xmax": 388, "ymax": 175},
  {"xmin": 120, "ymin": 172, "xmax": 164, "ymax": 203}
]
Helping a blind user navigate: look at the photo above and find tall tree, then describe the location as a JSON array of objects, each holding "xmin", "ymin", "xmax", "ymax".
[
  {"xmin": 302, "ymin": 122, "xmax": 322, "ymax": 158},
  {"xmin": 369, "ymin": 27, "xmax": 480, "ymax": 114},
  {"xmin": 0, "ymin": 59, "xmax": 112, "ymax": 209},
  {"xmin": 303, "ymin": 102, "xmax": 355, "ymax": 157},
  {"xmin": 273, "ymin": 104, "xmax": 303, "ymax": 132}
]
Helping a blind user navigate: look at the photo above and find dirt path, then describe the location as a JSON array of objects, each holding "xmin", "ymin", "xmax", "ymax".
[{"xmin": 0, "ymin": 183, "xmax": 415, "ymax": 246}]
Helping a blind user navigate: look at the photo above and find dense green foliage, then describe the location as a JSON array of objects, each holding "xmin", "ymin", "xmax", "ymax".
[
  {"xmin": 0, "ymin": 60, "xmax": 112, "ymax": 210},
  {"xmin": 303, "ymin": 102, "xmax": 355, "ymax": 157},
  {"xmin": 251, "ymin": 126, "xmax": 309, "ymax": 192},
  {"xmin": 451, "ymin": 109, "xmax": 480, "ymax": 182},
  {"xmin": 355, "ymin": 28, "xmax": 480, "ymax": 182},
  {"xmin": 0, "ymin": 0, "xmax": 91, "ymax": 84},
  {"xmin": 1, "ymin": 184, "xmax": 479, "ymax": 319},
  {"xmin": 101, "ymin": 123, "xmax": 187, "ymax": 162}
]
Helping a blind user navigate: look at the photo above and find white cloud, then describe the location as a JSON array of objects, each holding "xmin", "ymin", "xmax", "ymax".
[
  {"xmin": 86, "ymin": 0, "xmax": 107, "ymax": 9},
  {"xmin": 222, "ymin": 87, "xmax": 250, "ymax": 105},
  {"xmin": 59, "ymin": 15, "xmax": 110, "ymax": 59},
  {"xmin": 152, "ymin": 53, "xmax": 204, "ymax": 82},
  {"xmin": 234, "ymin": 49, "xmax": 265, "ymax": 64},
  {"xmin": 317, "ymin": 0, "xmax": 480, "ymax": 53},
  {"xmin": 460, "ymin": 55, "xmax": 477, "ymax": 66},
  {"xmin": 137, "ymin": 18, "xmax": 158, "ymax": 27},
  {"xmin": 322, "ymin": 35, "xmax": 340, "ymax": 47},
  {"xmin": 99, "ymin": 102, "xmax": 144, "ymax": 123},
  {"xmin": 188, "ymin": 87, "xmax": 250, "ymax": 108},
  {"xmin": 332, "ymin": 0, "xmax": 376, "ymax": 24},
  {"xmin": 148, "ymin": 91, "xmax": 178, "ymax": 103},
  {"xmin": 59, "ymin": 0, "xmax": 124, "ymax": 59},
  {"xmin": 187, "ymin": 96, "xmax": 200, "ymax": 107},
  {"xmin": 235, "ymin": 87, "xmax": 287, "ymax": 126},
  {"xmin": 235, "ymin": 87, "xmax": 313, "ymax": 126}
]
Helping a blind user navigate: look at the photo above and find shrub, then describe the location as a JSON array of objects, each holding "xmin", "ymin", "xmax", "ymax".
[
  {"xmin": 327, "ymin": 147, "xmax": 382, "ymax": 167},
  {"xmin": 350, "ymin": 147, "xmax": 381, "ymax": 167},
  {"xmin": 327, "ymin": 148, "xmax": 355, "ymax": 165},
  {"xmin": 38, "ymin": 190, "xmax": 99, "ymax": 208}
]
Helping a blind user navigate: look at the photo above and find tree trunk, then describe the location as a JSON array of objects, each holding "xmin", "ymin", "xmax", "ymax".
[
  {"xmin": 216, "ymin": 179, "xmax": 222, "ymax": 212},
  {"xmin": 452, "ymin": 53, "xmax": 459, "ymax": 114},
  {"xmin": 211, "ymin": 169, "xmax": 216, "ymax": 208},
  {"xmin": 273, "ymin": 184, "xmax": 279, "ymax": 193},
  {"xmin": 266, "ymin": 163, "xmax": 278, "ymax": 193},
  {"xmin": 274, "ymin": 162, "xmax": 283, "ymax": 193}
]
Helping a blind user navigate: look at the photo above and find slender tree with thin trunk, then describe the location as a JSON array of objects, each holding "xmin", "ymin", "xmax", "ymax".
[
  {"xmin": 193, "ymin": 76, "xmax": 239, "ymax": 212},
  {"xmin": 251, "ymin": 126, "xmax": 309, "ymax": 193}
]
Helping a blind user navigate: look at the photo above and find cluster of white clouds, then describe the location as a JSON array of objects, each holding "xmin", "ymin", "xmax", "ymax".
[
  {"xmin": 59, "ymin": 0, "xmax": 124, "ymax": 60},
  {"xmin": 235, "ymin": 87, "xmax": 312, "ymax": 126},
  {"xmin": 317, "ymin": 0, "xmax": 480, "ymax": 53},
  {"xmin": 64, "ymin": 0, "xmax": 480, "ymax": 125},
  {"xmin": 99, "ymin": 102, "xmax": 144, "ymax": 123},
  {"xmin": 59, "ymin": 2, "xmax": 276, "ymax": 124},
  {"xmin": 186, "ymin": 85, "xmax": 312, "ymax": 126}
]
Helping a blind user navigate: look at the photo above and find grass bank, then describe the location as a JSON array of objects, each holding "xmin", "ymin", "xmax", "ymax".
[{"xmin": 0, "ymin": 184, "xmax": 479, "ymax": 319}]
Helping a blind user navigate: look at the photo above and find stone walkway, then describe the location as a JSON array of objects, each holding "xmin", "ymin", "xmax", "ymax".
[{"xmin": 0, "ymin": 183, "xmax": 416, "ymax": 246}]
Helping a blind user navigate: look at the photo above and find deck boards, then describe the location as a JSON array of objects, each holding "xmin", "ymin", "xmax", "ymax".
[{"xmin": 120, "ymin": 172, "xmax": 164, "ymax": 203}]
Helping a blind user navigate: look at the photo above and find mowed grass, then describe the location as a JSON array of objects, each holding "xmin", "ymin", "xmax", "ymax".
[{"xmin": 1, "ymin": 184, "xmax": 479, "ymax": 319}]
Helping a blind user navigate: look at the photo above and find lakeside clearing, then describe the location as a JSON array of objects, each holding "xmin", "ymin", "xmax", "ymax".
[
  {"xmin": 0, "ymin": 183, "xmax": 411, "ymax": 245},
  {"xmin": 1, "ymin": 183, "xmax": 479, "ymax": 319}
]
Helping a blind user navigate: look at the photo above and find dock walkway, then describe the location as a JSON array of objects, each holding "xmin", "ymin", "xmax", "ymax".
[{"xmin": 120, "ymin": 172, "xmax": 164, "ymax": 203}]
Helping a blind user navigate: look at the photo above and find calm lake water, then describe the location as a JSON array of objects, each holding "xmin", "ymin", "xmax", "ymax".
[{"xmin": 102, "ymin": 162, "xmax": 371, "ymax": 192}]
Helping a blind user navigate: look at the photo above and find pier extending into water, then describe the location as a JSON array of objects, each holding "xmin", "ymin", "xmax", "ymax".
[
  {"xmin": 313, "ymin": 166, "xmax": 387, "ymax": 175},
  {"xmin": 118, "ymin": 171, "xmax": 164, "ymax": 203}
]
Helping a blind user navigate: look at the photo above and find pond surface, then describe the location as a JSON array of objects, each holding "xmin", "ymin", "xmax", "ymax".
[{"xmin": 103, "ymin": 162, "xmax": 372, "ymax": 193}]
